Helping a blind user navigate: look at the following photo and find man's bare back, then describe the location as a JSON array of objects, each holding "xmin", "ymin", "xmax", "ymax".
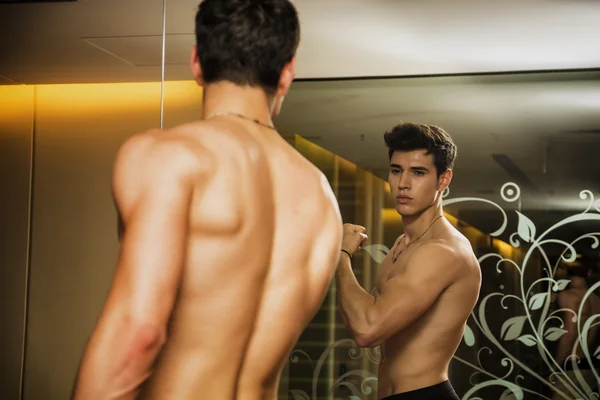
[
  {"xmin": 73, "ymin": 118, "xmax": 341, "ymax": 400},
  {"xmin": 228, "ymin": 117, "xmax": 343, "ymax": 400},
  {"xmin": 374, "ymin": 221, "xmax": 480, "ymax": 395},
  {"xmin": 136, "ymin": 118, "xmax": 341, "ymax": 399},
  {"xmin": 128, "ymin": 120, "xmax": 278, "ymax": 399},
  {"xmin": 71, "ymin": 2, "xmax": 343, "ymax": 398}
]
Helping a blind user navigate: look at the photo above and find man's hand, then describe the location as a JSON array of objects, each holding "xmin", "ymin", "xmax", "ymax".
[
  {"xmin": 342, "ymin": 223, "xmax": 368, "ymax": 256},
  {"xmin": 336, "ymin": 223, "xmax": 373, "ymax": 339}
]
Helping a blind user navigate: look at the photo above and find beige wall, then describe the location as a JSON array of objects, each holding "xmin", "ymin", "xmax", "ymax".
[
  {"xmin": 21, "ymin": 83, "xmax": 162, "ymax": 400},
  {"xmin": 0, "ymin": 80, "xmax": 211, "ymax": 400},
  {"xmin": 0, "ymin": 86, "xmax": 34, "ymax": 400}
]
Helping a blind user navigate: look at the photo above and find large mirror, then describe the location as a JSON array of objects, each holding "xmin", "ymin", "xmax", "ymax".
[{"xmin": 275, "ymin": 71, "xmax": 600, "ymax": 399}]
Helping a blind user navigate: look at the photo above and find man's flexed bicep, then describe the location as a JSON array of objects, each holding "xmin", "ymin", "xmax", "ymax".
[
  {"xmin": 357, "ymin": 242, "xmax": 458, "ymax": 347},
  {"xmin": 72, "ymin": 134, "xmax": 213, "ymax": 400}
]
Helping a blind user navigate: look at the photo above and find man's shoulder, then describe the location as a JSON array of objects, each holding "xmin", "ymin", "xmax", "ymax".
[
  {"xmin": 410, "ymin": 240, "xmax": 459, "ymax": 266},
  {"xmin": 408, "ymin": 238, "xmax": 478, "ymax": 278},
  {"xmin": 114, "ymin": 129, "xmax": 216, "ymax": 187}
]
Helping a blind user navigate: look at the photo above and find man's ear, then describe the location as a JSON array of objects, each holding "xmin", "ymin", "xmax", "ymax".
[
  {"xmin": 276, "ymin": 56, "xmax": 296, "ymax": 97},
  {"xmin": 190, "ymin": 45, "xmax": 204, "ymax": 86},
  {"xmin": 439, "ymin": 169, "xmax": 453, "ymax": 191}
]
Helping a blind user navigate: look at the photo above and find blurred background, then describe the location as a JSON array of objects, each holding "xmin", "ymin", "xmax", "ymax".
[{"xmin": 1, "ymin": 1, "xmax": 600, "ymax": 399}]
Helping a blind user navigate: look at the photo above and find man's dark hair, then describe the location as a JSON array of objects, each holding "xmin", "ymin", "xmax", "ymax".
[
  {"xmin": 195, "ymin": 0, "xmax": 300, "ymax": 95},
  {"xmin": 383, "ymin": 122, "xmax": 457, "ymax": 176}
]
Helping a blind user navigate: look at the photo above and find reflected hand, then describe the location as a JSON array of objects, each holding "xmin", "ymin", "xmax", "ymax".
[{"xmin": 342, "ymin": 223, "xmax": 368, "ymax": 256}]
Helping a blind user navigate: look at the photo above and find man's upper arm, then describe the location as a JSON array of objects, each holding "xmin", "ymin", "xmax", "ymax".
[
  {"xmin": 362, "ymin": 243, "xmax": 457, "ymax": 346},
  {"xmin": 107, "ymin": 136, "xmax": 211, "ymax": 333}
]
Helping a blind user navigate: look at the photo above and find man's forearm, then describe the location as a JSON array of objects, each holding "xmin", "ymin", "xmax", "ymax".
[
  {"xmin": 336, "ymin": 252, "xmax": 375, "ymax": 336},
  {"xmin": 72, "ymin": 322, "xmax": 163, "ymax": 400}
]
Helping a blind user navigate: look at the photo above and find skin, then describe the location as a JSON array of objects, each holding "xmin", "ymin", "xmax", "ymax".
[
  {"xmin": 555, "ymin": 274, "xmax": 600, "ymax": 367},
  {"xmin": 336, "ymin": 149, "xmax": 481, "ymax": 398},
  {"xmin": 71, "ymin": 45, "xmax": 343, "ymax": 400},
  {"xmin": 550, "ymin": 273, "xmax": 600, "ymax": 400}
]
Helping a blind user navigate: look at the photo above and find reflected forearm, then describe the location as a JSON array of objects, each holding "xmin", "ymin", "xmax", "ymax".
[{"xmin": 335, "ymin": 253, "xmax": 375, "ymax": 336}]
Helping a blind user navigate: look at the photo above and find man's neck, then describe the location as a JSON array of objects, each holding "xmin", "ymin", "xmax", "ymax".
[
  {"xmin": 202, "ymin": 82, "xmax": 274, "ymax": 127},
  {"xmin": 401, "ymin": 202, "xmax": 444, "ymax": 243}
]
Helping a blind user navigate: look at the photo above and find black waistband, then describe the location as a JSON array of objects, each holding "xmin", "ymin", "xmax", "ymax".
[{"xmin": 380, "ymin": 380, "xmax": 459, "ymax": 400}]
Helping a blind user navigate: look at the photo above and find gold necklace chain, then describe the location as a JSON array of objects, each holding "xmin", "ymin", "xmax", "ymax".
[
  {"xmin": 205, "ymin": 112, "xmax": 276, "ymax": 130},
  {"xmin": 391, "ymin": 214, "xmax": 444, "ymax": 263}
]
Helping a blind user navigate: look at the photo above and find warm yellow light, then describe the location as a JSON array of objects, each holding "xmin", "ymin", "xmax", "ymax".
[
  {"xmin": 337, "ymin": 157, "xmax": 357, "ymax": 175},
  {"xmin": 163, "ymin": 80, "xmax": 203, "ymax": 108},
  {"xmin": 563, "ymin": 260, "xmax": 581, "ymax": 268},
  {"xmin": 381, "ymin": 208, "xmax": 402, "ymax": 224},
  {"xmin": 2, "ymin": 81, "xmax": 206, "ymax": 122},
  {"xmin": 0, "ymin": 85, "xmax": 35, "ymax": 122},
  {"xmin": 35, "ymin": 82, "xmax": 164, "ymax": 115},
  {"xmin": 443, "ymin": 212, "xmax": 459, "ymax": 227},
  {"xmin": 296, "ymin": 135, "xmax": 329, "ymax": 154},
  {"xmin": 493, "ymin": 239, "xmax": 514, "ymax": 258}
]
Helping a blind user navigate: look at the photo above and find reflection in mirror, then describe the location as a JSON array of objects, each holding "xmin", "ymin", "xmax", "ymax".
[
  {"xmin": 275, "ymin": 71, "xmax": 600, "ymax": 400},
  {"xmin": 0, "ymin": 1, "xmax": 167, "ymax": 399}
]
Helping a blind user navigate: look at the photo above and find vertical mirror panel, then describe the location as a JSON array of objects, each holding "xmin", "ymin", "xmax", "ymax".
[
  {"xmin": 0, "ymin": 86, "xmax": 34, "ymax": 400},
  {"xmin": 0, "ymin": 1, "xmax": 168, "ymax": 398}
]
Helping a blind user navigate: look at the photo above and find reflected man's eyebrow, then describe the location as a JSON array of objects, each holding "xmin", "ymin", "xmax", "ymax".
[{"xmin": 390, "ymin": 164, "xmax": 430, "ymax": 172}]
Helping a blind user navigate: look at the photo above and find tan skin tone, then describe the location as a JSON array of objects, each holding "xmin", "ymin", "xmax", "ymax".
[
  {"xmin": 555, "ymin": 273, "xmax": 600, "ymax": 367},
  {"xmin": 337, "ymin": 149, "xmax": 481, "ymax": 397},
  {"xmin": 550, "ymin": 272, "xmax": 600, "ymax": 400},
  {"xmin": 71, "ymin": 45, "xmax": 343, "ymax": 400}
]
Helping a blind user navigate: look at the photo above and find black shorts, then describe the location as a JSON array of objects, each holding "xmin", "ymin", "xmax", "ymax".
[{"xmin": 380, "ymin": 380, "xmax": 459, "ymax": 400}]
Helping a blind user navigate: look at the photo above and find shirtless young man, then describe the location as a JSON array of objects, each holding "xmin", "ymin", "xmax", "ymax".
[
  {"xmin": 336, "ymin": 123, "xmax": 481, "ymax": 400},
  {"xmin": 553, "ymin": 264, "xmax": 600, "ymax": 399},
  {"xmin": 70, "ymin": 1, "xmax": 343, "ymax": 399}
]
